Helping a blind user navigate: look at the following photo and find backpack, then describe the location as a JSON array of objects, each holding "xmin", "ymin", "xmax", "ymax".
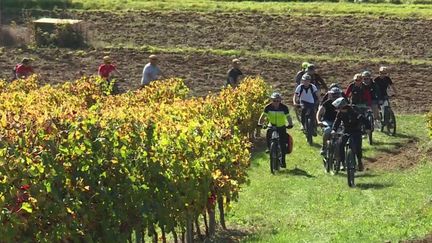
[
  {"xmin": 287, "ymin": 134, "xmax": 293, "ymax": 154},
  {"xmin": 298, "ymin": 84, "xmax": 318, "ymax": 103}
]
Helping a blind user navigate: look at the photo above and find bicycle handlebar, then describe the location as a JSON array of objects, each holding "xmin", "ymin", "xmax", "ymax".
[{"xmin": 257, "ymin": 124, "xmax": 293, "ymax": 129}]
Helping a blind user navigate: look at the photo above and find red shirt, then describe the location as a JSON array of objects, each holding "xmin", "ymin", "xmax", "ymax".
[
  {"xmin": 98, "ymin": 64, "xmax": 116, "ymax": 78},
  {"xmin": 345, "ymin": 82, "xmax": 372, "ymax": 106},
  {"xmin": 15, "ymin": 64, "xmax": 34, "ymax": 78}
]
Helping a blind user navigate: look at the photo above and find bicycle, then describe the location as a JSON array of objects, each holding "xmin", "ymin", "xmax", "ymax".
[
  {"xmin": 258, "ymin": 124, "xmax": 292, "ymax": 174},
  {"xmin": 320, "ymin": 122, "xmax": 343, "ymax": 175},
  {"xmin": 354, "ymin": 105, "xmax": 374, "ymax": 145},
  {"xmin": 296, "ymin": 104, "xmax": 315, "ymax": 146},
  {"xmin": 343, "ymin": 133, "xmax": 358, "ymax": 188},
  {"xmin": 379, "ymin": 97, "xmax": 396, "ymax": 136}
]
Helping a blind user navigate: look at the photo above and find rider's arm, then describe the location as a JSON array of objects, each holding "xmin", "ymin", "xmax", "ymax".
[
  {"xmin": 292, "ymin": 93, "xmax": 298, "ymax": 105},
  {"xmin": 284, "ymin": 106, "xmax": 293, "ymax": 127},
  {"xmin": 317, "ymin": 75, "xmax": 328, "ymax": 91},
  {"xmin": 357, "ymin": 113, "xmax": 371, "ymax": 130},
  {"xmin": 316, "ymin": 105, "xmax": 325, "ymax": 124},
  {"xmin": 345, "ymin": 84, "xmax": 352, "ymax": 98},
  {"xmin": 388, "ymin": 77, "xmax": 397, "ymax": 95},
  {"xmin": 258, "ymin": 112, "xmax": 268, "ymax": 125},
  {"xmin": 332, "ymin": 113, "xmax": 341, "ymax": 132},
  {"xmin": 312, "ymin": 85, "xmax": 319, "ymax": 104},
  {"xmin": 287, "ymin": 114, "xmax": 293, "ymax": 127}
]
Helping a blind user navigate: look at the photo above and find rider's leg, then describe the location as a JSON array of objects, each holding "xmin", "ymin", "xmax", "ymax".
[
  {"xmin": 321, "ymin": 122, "xmax": 332, "ymax": 154},
  {"xmin": 372, "ymin": 101, "xmax": 380, "ymax": 125},
  {"xmin": 266, "ymin": 129, "xmax": 271, "ymax": 152},
  {"xmin": 300, "ymin": 105, "xmax": 306, "ymax": 130},
  {"xmin": 338, "ymin": 134, "xmax": 349, "ymax": 168},
  {"xmin": 351, "ymin": 132, "xmax": 364, "ymax": 171},
  {"xmin": 278, "ymin": 127, "xmax": 288, "ymax": 167}
]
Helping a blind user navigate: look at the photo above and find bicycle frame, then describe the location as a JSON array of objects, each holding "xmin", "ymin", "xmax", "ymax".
[{"xmin": 267, "ymin": 125, "xmax": 283, "ymax": 174}]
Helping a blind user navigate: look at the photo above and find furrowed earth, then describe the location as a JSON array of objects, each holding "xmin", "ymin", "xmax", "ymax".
[{"xmin": 1, "ymin": 10, "xmax": 431, "ymax": 113}]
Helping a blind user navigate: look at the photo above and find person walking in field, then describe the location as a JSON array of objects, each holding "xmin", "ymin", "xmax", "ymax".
[
  {"xmin": 98, "ymin": 56, "xmax": 122, "ymax": 81},
  {"xmin": 13, "ymin": 57, "xmax": 34, "ymax": 79},
  {"xmin": 141, "ymin": 54, "xmax": 162, "ymax": 87},
  {"xmin": 226, "ymin": 58, "xmax": 243, "ymax": 87}
]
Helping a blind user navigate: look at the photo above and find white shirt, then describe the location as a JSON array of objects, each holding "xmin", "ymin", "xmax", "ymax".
[
  {"xmin": 141, "ymin": 63, "xmax": 161, "ymax": 85},
  {"xmin": 295, "ymin": 84, "xmax": 317, "ymax": 104}
]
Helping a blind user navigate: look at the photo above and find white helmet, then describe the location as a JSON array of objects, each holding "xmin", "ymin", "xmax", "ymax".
[{"xmin": 332, "ymin": 97, "xmax": 348, "ymax": 109}]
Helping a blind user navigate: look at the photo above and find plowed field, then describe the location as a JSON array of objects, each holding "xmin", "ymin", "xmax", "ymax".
[{"xmin": 1, "ymin": 10, "xmax": 431, "ymax": 112}]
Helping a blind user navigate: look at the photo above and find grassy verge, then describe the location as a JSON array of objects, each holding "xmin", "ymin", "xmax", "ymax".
[
  {"xmin": 65, "ymin": 0, "xmax": 432, "ymax": 18},
  {"xmin": 226, "ymin": 114, "xmax": 432, "ymax": 242},
  {"xmin": 99, "ymin": 44, "xmax": 432, "ymax": 66}
]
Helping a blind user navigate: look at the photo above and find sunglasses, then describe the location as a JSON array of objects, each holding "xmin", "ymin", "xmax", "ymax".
[{"xmin": 272, "ymin": 99, "xmax": 281, "ymax": 103}]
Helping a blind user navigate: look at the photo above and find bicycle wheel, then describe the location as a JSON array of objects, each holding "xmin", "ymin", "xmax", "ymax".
[
  {"xmin": 346, "ymin": 149, "xmax": 356, "ymax": 188},
  {"xmin": 269, "ymin": 142, "xmax": 279, "ymax": 174},
  {"xmin": 387, "ymin": 109, "xmax": 396, "ymax": 136},
  {"xmin": 325, "ymin": 140, "xmax": 333, "ymax": 173},
  {"xmin": 306, "ymin": 118, "xmax": 313, "ymax": 145}
]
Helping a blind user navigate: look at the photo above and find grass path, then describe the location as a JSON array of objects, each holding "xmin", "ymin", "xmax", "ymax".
[{"xmin": 226, "ymin": 115, "xmax": 432, "ymax": 242}]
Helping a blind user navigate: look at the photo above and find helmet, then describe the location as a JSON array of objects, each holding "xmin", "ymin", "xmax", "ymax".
[
  {"xmin": 301, "ymin": 73, "xmax": 312, "ymax": 81},
  {"xmin": 301, "ymin": 62, "xmax": 309, "ymax": 69},
  {"xmin": 21, "ymin": 57, "xmax": 32, "ymax": 64},
  {"xmin": 328, "ymin": 87, "xmax": 342, "ymax": 95},
  {"xmin": 379, "ymin": 66, "xmax": 387, "ymax": 73},
  {"xmin": 353, "ymin": 73, "xmax": 362, "ymax": 81},
  {"xmin": 329, "ymin": 83, "xmax": 341, "ymax": 89},
  {"xmin": 361, "ymin": 70, "xmax": 372, "ymax": 77},
  {"xmin": 307, "ymin": 64, "xmax": 315, "ymax": 70},
  {"xmin": 270, "ymin": 92, "xmax": 282, "ymax": 100},
  {"xmin": 332, "ymin": 97, "xmax": 348, "ymax": 109}
]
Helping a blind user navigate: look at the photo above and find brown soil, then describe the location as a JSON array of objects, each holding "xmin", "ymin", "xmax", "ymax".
[
  {"xmin": 2, "ymin": 10, "xmax": 432, "ymax": 113},
  {"xmin": 11, "ymin": 10, "xmax": 431, "ymax": 59},
  {"xmin": 0, "ymin": 47, "xmax": 429, "ymax": 113},
  {"xmin": 364, "ymin": 138, "xmax": 423, "ymax": 171},
  {"xmin": 402, "ymin": 234, "xmax": 432, "ymax": 243}
]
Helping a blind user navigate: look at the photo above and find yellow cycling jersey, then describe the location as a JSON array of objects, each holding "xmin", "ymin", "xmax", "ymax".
[{"xmin": 263, "ymin": 103, "xmax": 290, "ymax": 127}]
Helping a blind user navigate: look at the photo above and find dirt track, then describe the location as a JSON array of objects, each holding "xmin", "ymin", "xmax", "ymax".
[{"xmin": 1, "ymin": 10, "xmax": 432, "ymax": 113}]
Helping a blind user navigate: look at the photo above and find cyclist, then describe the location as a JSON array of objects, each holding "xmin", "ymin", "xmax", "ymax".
[
  {"xmin": 13, "ymin": 58, "xmax": 34, "ymax": 79},
  {"xmin": 321, "ymin": 82, "xmax": 347, "ymax": 104},
  {"xmin": 316, "ymin": 87, "xmax": 342, "ymax": 155},
  {"xmin": 345, "ymin": 73, "xmax": 372, "ymax": 107},
  {"xmin": 226, "ymin": 58, "xmax": 243, "ymax": 87},
  {"xmin": 362, "ymin": 71, "xmax": 381, "ymax": 126},
  {"xmin": 374, "ymin": 66, "xmax": 397, "ymax": 104},
  {"xmin": 331, "ymin": 97, "xmax": 371, "ymax": 172},
  {"xmin": 258, "ymin": 92, "xmax": 294, "ymax": 168},
  {"xmin": 306, "ymin": 64, "xmax": 328, "ymax": 94},
  {"xmin": 294, "ymin": 62, "xmax": 309, "ymax": 85},
  {"xmin": 293, "ymin": 74, "xmax": 318, "ymax": 132}
]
